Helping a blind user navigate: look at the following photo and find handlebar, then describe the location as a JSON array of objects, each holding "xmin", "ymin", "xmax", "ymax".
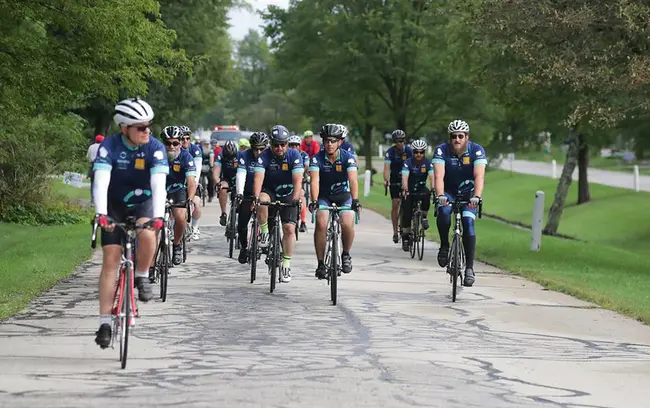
[
  {"xmin": 90, "ymin": 216, "xmax": 158, "ymax": 248},
  {"xmin": 310, "ymin": 204, "xmax": 360, "ymax": 225},
  {"xmin": 433, "ymin": 196, "xmax": 483, "ymax": 219}
]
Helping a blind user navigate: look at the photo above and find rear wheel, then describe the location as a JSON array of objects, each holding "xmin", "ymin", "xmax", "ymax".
[
  {"xmin": 249, "ymin": 216, "xmax": 259, "ymax": 283},
  {"xmin": 330, "ymin": 229, "xmax": 338, "ymax": 305},
  {"xmin": 450, "ymin": 238, "xmax": 460, "ymax": 302},
  {"xmin": 120, "ymin": 266, "xmax": 131, "ymax": 369}
]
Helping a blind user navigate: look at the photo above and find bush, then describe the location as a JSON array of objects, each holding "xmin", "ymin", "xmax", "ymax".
[{"xmin": 1, "ymin": 199, "xmax": 88, "ymax": 226}]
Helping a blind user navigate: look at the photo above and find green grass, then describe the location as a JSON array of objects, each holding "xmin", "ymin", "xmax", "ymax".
[
  {"xmin": 516, "ymin": 149, "xmax": 650, "ymax": 175},
  {"xmin": 0, "ymin": 223, "xmax": 92, "ymax": 320},
  {"xmin": 50, "ymin": 179, "xmax": 91, "ymax": 201},
  {"xmin": 361, "ymin": 174, "xmax": 650, "ymax": 324}
]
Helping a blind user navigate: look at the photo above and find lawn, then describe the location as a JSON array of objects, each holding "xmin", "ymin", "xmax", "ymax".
[
  {"xmin": 0, "ymin": 223, "xmax": 92, "ymax": 320},
  {"xmin": 50, "ymin": 179, "xmax": 92, "ymax": 202},
  {"xmin": 516, "ymin": 149, "xmax": 650, "ymax": 175},
  {"xmin": 360, "ymin": 173, "xmax": 650, "ymax": 324}
]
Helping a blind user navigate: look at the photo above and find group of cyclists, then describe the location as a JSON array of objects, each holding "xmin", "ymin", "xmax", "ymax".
[{"xmin": 90, "ymin": 97, "xmax": 486, "ymax": 349}]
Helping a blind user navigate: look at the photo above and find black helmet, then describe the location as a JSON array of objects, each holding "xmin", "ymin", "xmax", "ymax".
[
  {"xmin": 319, "ymin": 123, "xmax": 345, "ymax": 139},
  {"xmin": 161, "ymin": 126, "xmax": 181, "ymax": 140},
  {"xmin": 270, "ymin": 125, "xmax": 290, "ymax": 143},
  {"xmin": 223, "ymin": 140, "xmax": 237, "ymax": 158},
  {"xmin": 391, "ymin": 129, "xmax": 406, "ymax": 141},
  {"xmin": 250, "ymin": 132, "xmax": 269, "ymax": 147}
]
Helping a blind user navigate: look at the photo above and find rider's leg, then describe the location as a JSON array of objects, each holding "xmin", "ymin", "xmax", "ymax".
[
  {"xmin": 436, "ymin": 194, "xmax": 453, "ymax": 267},
  {"xmin": 257, "ymin": 191, "xmax": 271, "ymax": 247},
  {"xmin": 400, "ymin": 196, "xmax": 413, "ymax": 251},
  {"xmin": 279, "ymin": 204, "xmax": 297, "ymax": 282},
  {"xmin": 218, "ymin": 180, "xmax": 229, "ymax": 221},
  {"xmin": 206, "ymin": 171, "xmax": 215, "ymax": 200},
  {"xmin": 461, "ymin": 204, "xmax": 478, "ymax": 285}
]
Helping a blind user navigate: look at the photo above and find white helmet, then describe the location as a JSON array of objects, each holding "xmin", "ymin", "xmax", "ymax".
[
  {"xmin": 200, "ymin": 135, "xmax": 211, "ymax": 144},
  {"xmin": 288, "ymin": 135, "xmax": 301, "ymax": 145},
  {"xmin": 411, "ymin": 139, "xmax": 428, "ymax": 151},
  {"xmin": 193, "ymin": 134, "xmax": 200, "ymax": 142},
  {"xmin": 340, "ymin": 125, "xmax": 348, "ymax": 139},
  {"xmin": 448, "ymin": 119, "xmax": 469, "ymax": 134},
  {"xmin": 113, "ymin": 98, "xmax": 154, "ymax": 126}
]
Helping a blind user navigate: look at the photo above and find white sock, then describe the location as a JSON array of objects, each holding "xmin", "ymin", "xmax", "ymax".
[
  {"xmin": 192, "ymin": 218, "xmax": 199, "ymax": 228},
  {"xmin": 99, "ymin": 315, "xmax": 111, "ymax": 325},
  {"xmin": 135, "ymin": 271, "xmax": 148, "ymax": 279}
]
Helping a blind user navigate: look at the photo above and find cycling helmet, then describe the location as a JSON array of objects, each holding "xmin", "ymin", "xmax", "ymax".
[
  {"xmin": 270, "ymin": 125, "xmax": 290, "ymax": 143},
  {"xmin": 113, "ymin": 97, "xmax": 154, "ymax": 126},
  {"xmin": 448, "ymin": 119, "xmax": 469, "ymax": 134},
  {"xmin": 391, "ymin": 129, "xmax": 406, "ymax": 141},
  {"xmin": 250, "ymin": 132, "xmax": 269, "ymax": 147},
  {"xmin": 238, "ymin": 138, "xmax": 250, "ymax": 149},
  {"xmin": 319, "ymin": 123, "xmax": 345, "ymax": 139},
  {"xmin": 303, "ymin": 130, "xmax": 314, "ymax": 137},
  {"xmin": 288, "ymin": 135, "xmax": 302, "ymax": 145},
  {"xmin": 411, "ymin": 139, "xmax": 428, "ymax": 151},
  {"xmin": 161, "ymin": 125, "xmax": 181, "ymax": 140},
  {"xmin": 193, "ymin": 134, "xmax": 200, "ymax": 142},
  {"xmin": 223, "ymin": 140, "xmax": 237, "ymax": 158},
  {"xmin": 340, "ymin": 125, "xmax": 348, "ymax": 139},
  {"xmin": 179, "ymin": 125, "xmax": 191, "ymax": 135}
]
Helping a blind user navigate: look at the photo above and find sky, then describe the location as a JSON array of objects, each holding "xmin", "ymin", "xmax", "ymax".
[{"xmin": 227, "ymin": 0, "xmax": 290, "ymax": 40}]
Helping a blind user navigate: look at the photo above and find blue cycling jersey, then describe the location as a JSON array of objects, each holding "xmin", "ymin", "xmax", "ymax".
[
  {"xmin": 299, "ymin": 150, "xmax": 310, "ymax": 167},
  {"xmin": 166, "ymin": 149, "xmax": 196, "ymax": 193},
  {"xmin": 93, "ymin": 133, "xmax": 169, "ymax": 204},
  {"xmin": 401, "ymin": 157, "xmax": 433, "ymax": 192},
  {"xmin": 216, "ymin": 152, "xmax": 238, "ymax": 183},
  {"xmin": 432, "ymin": 141, "xmax": 487, "ymax": 195},
  {"xmin": 236, "ymin": 149, "xmax": 257, "ymax": 196},
  {"xmin": 309, "ymin": 149, "xmax": 357, "ymax": 195},
  {"xmin": 385, "ymin": 145, "xmax": 413, "ymax": 181},
  {"xmin": 254, "ymin": 148, "xmax": 304, "ymax": 197}
]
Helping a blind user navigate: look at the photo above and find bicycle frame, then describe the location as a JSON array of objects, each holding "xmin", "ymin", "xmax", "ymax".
[{"xmin": 258, "ymin": 200, "xmax": 298, "ymax": 293}]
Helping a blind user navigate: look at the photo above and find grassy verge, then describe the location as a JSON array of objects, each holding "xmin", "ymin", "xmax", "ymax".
[
  {"xmin": 0, "ymin": 223, "xmax": 92, "ymax": 320},
  {"xmin": 361, "ymin": 174, "xmax": 650, "ymax": 324},
  {"xmin": 51, "ymin": 179, "xmax": 92, "ymax": 202},
  {"xmin": 516, "ymin": 150, "xmax": 650, "ymax": 175}
]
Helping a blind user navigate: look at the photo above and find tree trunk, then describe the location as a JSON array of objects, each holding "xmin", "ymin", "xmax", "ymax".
[
  {"xmin": 543, "ymin": 128, "xmax": 579, "ymax": 235},
  {"xmin": 363, "ymin": 122, "xmax": 374, "ymax": 172},
  {"xmin": 577, "ymin": 132, "xmax": 590, "ymax": 204}
]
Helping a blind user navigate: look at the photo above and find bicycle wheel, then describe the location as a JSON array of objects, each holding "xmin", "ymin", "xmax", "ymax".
[
  {"xmin": 409, "ymin": 214, "xmax": 418, "ymax": 259},
  {"xmin": 417, "ymin": 218, "xmax": 425, "ymax": 261},
  {"xmin": 269, "ymin": 226, "xmax": 278, "ymax": 293},
  {"xmin": 160, "ymin": 238, "xmax": 169, "ymax": 302},
  {"xmin": 450, "ymin": 237, "xmax": 460, "ymax": 302},
  {"xmin": 121, "ymin": 264, "xmax": 132, "ymax": 368},
  {"xmin": 330, "ymin": 227, "xmax": 338, "ymax": 305},
  {"xmin": 249, "ymin": 216, "xmax": 259, "ymax": 283}
]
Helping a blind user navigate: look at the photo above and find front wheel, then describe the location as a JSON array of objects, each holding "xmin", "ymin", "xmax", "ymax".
[{"xmin": 330, "ymin": 232, "xmax": 338, "ymax": 305}]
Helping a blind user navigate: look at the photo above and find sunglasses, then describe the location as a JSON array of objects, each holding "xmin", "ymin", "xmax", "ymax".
[
  {"xmin": 289, "ymin": 144, "xmax": 300, "ymax": 148},
  {"xmin": 272, "ymin": 143, "xmax": 287, "ymax": 148},
  {"xmin": 322, "ymin": 139, "xmax": 338, "ymax": 145},
  {"xmin": 130, "ymin": 124, "xmax": 151, "ymax": 132},
  {"xmin": 165, "ymin": 141, "xmax": 180, "ymax": 147},
  {"xmin": 414, "ymin": 150, "xmax": 425, "ymax": 155},
  {"xmin": 395, "ymin": 140, "xmax": 405, "ymax": 144},
  {"xmin": 252, "ymin": 147, "xmax": 265, "ymax": 152},
  {"xmin": 450, "ymin": 133, "xmax": 466, "ymax": 140},
  {"xmin": 181, "ymin": 137, "xmax": 191, "ymax": 141}
]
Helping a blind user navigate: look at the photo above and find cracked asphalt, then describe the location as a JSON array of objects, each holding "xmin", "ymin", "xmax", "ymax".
[{"xmin": 1, "ymin": 202, "xmax": 650, "ymax": 408}]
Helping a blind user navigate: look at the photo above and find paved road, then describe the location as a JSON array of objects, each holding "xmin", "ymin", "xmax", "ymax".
[
  {"xmin": 2, "ymin": 202, "xmax": 650, "ymax": 408},
  {"xmin": 498, "ymin": 159, "xmax": 650, "ymax": 191}
]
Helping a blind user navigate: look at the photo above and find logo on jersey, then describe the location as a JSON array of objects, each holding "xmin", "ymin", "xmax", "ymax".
[
  {"xmin": 437, "ymin": 148, "xmax": 442, "ymax": 156},
  {"xmin": 173, "ymin": 164, "xmax": 181, "ymax": 172},
  {"xmin": 420, "ymin": 166, "xmax": 426, "ymax": 172},
  {"xmin": 281, "ymin": 163, "xmax": 288, "ymax": 171},
  {"xmin": 476, "ymin": 150, "xmax": 483, "ymax": 156},
  {"xmin": 99, "ymin": 147, "xmax": 108, "ymax": 158},
  {"xmin": 462, "ymin": 156, "xmax": 470, "ymax": 165},
  {"xmin": 153, "ymin": 150, "xmax": 164, "ymax": 160},
  {"xmin": 239, "ymin": 158, "xmax": 245, "ymax": 165},
  {"xmin": 335, "ymin": 164, "xmax": 342, "ymax": 172},
  {"xmin": 134, "ymin": 158, "xmax": 145, "ymax": 170},
  {"xmin": 401, "ymin": 154, "xmax": 406, "ymax": 161}
]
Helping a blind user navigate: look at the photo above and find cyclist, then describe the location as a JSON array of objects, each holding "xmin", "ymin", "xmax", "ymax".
[
  {"xmin": 433, "ymin": 119, "xmax": 487, "ymax": 287},
  {"xmin": 309, "ymin": 123, "xmax": 360, "ymax": 279},
  {"xmin": 199, "ymin": 136, "xmax": 216, "ymax": 206},
  {"xmin": 92, "ymin": 97, "xmax": 167, "ymax": 348},
  {"xmin": 215, "ymin": 140, "xmax": 238, "ymax": 226},
  {"xmin": 320, "ymin": 124, "xmax": 356, "ymax": 157},
  {"xmin": 161, "ymin": 126, "xmax": 197, "ymax": 265},
  {"xmin": 238, "ymin": 138, "xmax": 250, "ymax": 152},
  {"xmin": 383, "ymin": 129, "xmax": 412, "ymax": 244},
  {"xmin": 289, "ymin": 134, "xmax": 310, "ymax": 233},
  {"xmin": 180, "ymin": 126, "xmax": 203, "ymax": 241},
  {"xmin": 400, "ymin": 140, "xmax": 433, "ymax": 252},
  {"xmin": 300, "ymin": 130, "xmax": 320, "ymax": 158},
  {"xmin": 235, "ymin": 132, "xmax": 269, "ymax": 263},
  {"xmin": 252, "ymin": 124, "xmax": 303, "ymax": 283}
]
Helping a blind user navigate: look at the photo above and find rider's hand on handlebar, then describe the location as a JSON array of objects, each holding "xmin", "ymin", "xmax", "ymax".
[
  {"xmin": 436, "ymin": 195, "xmax": 448, "ymax": 206},
  {"xmin": 469, "ymin": 195, "xmax": 481, "ymax": 209},
  {"xmin": 151, "ymin": 217, "xmax": 164, "ymax": 230},
  {"xmin": 351, "ymin": 199, "xmax": 361, "ymax": 212},
  {"xmin": 308, "ymin": 200, "xmax": 317, "ymax": 213},
  {"xmin": 96, "ymin": 214, "xmax": 115, "ymax": 232}
]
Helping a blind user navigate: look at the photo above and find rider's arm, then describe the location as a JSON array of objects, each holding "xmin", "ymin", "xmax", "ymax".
[
  {"xmin": 348, "ymin": 169, "xmax": 359, "ymax": 200},
  {"xmin": 310, "ymin": 171, "xmax": 320, "ymax": 202},
  {"xmin": 473, "ymin": 163, "xmax": 486, "ymax": 198},
  {"xmin": 193, "ymin": 156, "xmax": 202, "ymax": 178},
  {"xmin": 150, "ymin": 172, "xmax": 167, "ymax": 218},
  {"xmin": 252, "ymin": 156, "xmax": 265, "ymax": 198},
  {"xmin": 401, "ymin": 163, "xmax": 409, "ymax": 193},
  {"xmin": 209, "ymin": 152, "xmax": 214, "ymax": 167},
  {"xmin": 428, "ymin": 162, "xmax": 435, "ymax": 190},
  {"xmin": 433, "ymin": 163, "xmax": 445, "ymax": 196},
  {"xmin": 383, "ymin": 151, "xmax": 391, "ymax": 183},
  {"xmin": 292, "ymin": 172, "xmax": 303, "ymax": 201},
  {"xmin": 92, "ymin": 169, "xmax": 111, "ymax": 214},
  {"xmin": 236, "ymin": 167, "xmax": 246, "ymax": 195},
  {"xmin": 186, "ymin": 176, "xmax": 197, "ymax": 199}
]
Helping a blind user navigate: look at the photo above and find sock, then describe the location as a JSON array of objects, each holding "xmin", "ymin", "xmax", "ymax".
[
  {"xmin": 463, "ymin": 235, "xmax": 476, "ymax": 269},
  {"xmin": 261, "ymin": 222, "xmax": 269, "ymax": 233},
  {"xmin": 135, "ymin": 271, "xmax": 149, "ymax": 279},
  {"xmin": 282, "ymin": 256, "xmax": 291, "ymax": 268},
  {"xmin": 301, "ymin": 204, "xmax": 306, "ymax": 222},
  {"xmin": 192, "ymin": 218, "xmax": 199, "ymax": 228},
  {"xmin": 99, "ymin": 315, "xmax": 112, "ymax": 326},
  {"xmin": 318, "ymin": 260, "xmax": 324, "ymax": 267}
]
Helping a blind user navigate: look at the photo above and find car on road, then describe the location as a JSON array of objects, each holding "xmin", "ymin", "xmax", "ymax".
[{"xmin": 211, "ymin": 125, "xmax": 242, "ymax": 147}]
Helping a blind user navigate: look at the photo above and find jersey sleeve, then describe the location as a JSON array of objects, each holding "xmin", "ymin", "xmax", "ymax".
[
  {"xmin": 432, "ymin": 145, "xmax": 446, "ymax": 165},
  {"xmin": 428, "ymin": 160, "xmax": 434, "ymax": 175},
  {"xmin": 384, "ymin": 149, "xmax": 391, "ymax": 164},
  {"xmin": 401, "ymin": 160, "xmax": 410, "ymax": 175},
  {"xmin": 184, "ymin": 153, "xmax": 196, "ymax": 177},
  {"xmin": 150, "ymin": 146, "xmax": 169, "ymax": 175},
  {"xmin": 93, "ymin": 143, "xmax": 112, "ymax": 172},
  {"xmin": 346, "ymin": 154, "xmax": 357, "ymax": 172},
  {"xmin": 253, "ymin": 153, "xmax": 266, "ymax": 173},
  {"xmin": 237, "ymin": 154, "xmax": 247, "ymax": 174},
  {"xmin": 290, "ymin": 150, "xmax": 304, "ymax": 174},
  {"xmin": 473, "ymin": 145, "xmax": 488, "ymax": 166},
  {"xmin": 214, "ymin": 152, "xmax": 222, "ymax": 166},
  {"xmin": 309, "ymin": 155, "xmax": 320, "ymax": 172}
]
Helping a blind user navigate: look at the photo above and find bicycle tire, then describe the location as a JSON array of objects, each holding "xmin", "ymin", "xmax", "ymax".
[
  {"xmin": 417, "ymin": 220, "xmax": 425, "ymax": 260},
  {"xmin": 269, "ymin": 225, "xmax": 278, "ymax": 293},
  {"xmin": 228, "ymin": 204, "xmax": 236, "ymax": 258},
  {"xmin": 330, "ymin": 225, "xmax": 338, "ymax": 305},
  {"xmin": 249, "ymin": 216, "xmax": 258, "ymax": 283},
  {"xmin": 121, "ymin": 263, "xmax": 131, "ymax": 369},
  {"xmin": 410, "ymin": 217, "xmax": 417, "ymax": 259},
  {"xmin": 451, "ymin": 237, "xmax": 460, "ymax": 302},
  {"xmin": 160, "ymin": 238, "xmax": 169, "ymax": 302}
]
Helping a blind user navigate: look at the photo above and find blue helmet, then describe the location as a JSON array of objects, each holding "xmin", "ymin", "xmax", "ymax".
[{"xmin": 270, "ymin": 125, "xmax": 290, "ymax": 143}]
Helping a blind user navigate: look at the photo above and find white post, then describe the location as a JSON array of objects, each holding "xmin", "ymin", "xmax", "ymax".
[
  {"xmin": 530, "ymin": 191, "xmax": 544, "ymax": 251},
  {"xmin": 427, "ymin": 145, "xmax": 432, "ymax": 155},
  {"xmin": 552, "ymin": 160, "xmax": 557, "ymax": 179},
  {"xmin": 364, "ymin": 170, "xmax": 371, "ymax": 197},
  {"xmin": 509, "ymin": 153, "xmax": 514, "ymax": 173},
  {"xmin": 634, "ymin": 165, "xmax": 640, "ymax": 192},
  {"xmin": 378, "ymin": 144, "xmax": 383, "ymax": 158}
]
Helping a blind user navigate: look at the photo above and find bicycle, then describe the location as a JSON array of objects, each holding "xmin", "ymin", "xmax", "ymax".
[
  {"xmin": 221, "ymin": 185, "xmax": 239, "ymax": 258},
  {"xmin": 434, "ymin": 195, "xmax": 483, "ymax": 302},
  {"xmin": 384, "ymin": 181, "xmax": 403, "ymax": 240},
  {"xmin": 403, "ymin": 191, "xmax": 429, "ymax": 261},
  {"xmin": 199, "ymin": 172, "xmax": 208, "ymax": 207},
  {"xmin": 91, "ymin": 216, "xmax": 156, "ymax": 369},
  {"xmin": 312, "ymin": 204, "xmax": 360, "ymax": 305},
  {"xmin": 247, "ymin": 202, "xmax": 260, "ymax": 284},
  {"xmin": 258, "ymin": 200, "xmax": 299, "ymax": 293}
]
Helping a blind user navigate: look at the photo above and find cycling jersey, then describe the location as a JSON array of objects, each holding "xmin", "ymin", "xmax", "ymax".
[
  {"xmin": 218, "ymin": 152, "xmax": 238, "ymax": 184},
  {"xmin": 432, "ymin": 141, "xmax": 487, "ymax": 195},
  {"xmin": 385, "ymin": 145, "xmax": 413, "ymax": 181},
  {"xmin": 236, "ymin": 149, "xmax": 257, "ymax": 196},
  {"xmin": 309, "ymin": 149, "xmax": 357, "ymax": 195},
  {"xmin": 320, "ymin": 140, "xmax": 356, "ymax": 155},
  {"xmin": 166, "ymin": 149, "xmax": 196, "ymax": 193},
  {"xmin": 183, "ymin": 143, "xmax": 202, "ymax": 177},
  {"xmin": 200, "ymin": 146, "xmax": 214, "ymax": 167},
  {"xmin": 254, "ymin": 147, "xmax": 303, "ymax": 198},
  {"xmin": 93, "ymin": 133, "xmax": 168, "ymax": 204},
  {"xmin": 299, "ymin": 150, "xmax": 310, "ymax": 167},
  {"xmin": 401, "ymin": 157, "xmax": 433, "ymax": 192}
]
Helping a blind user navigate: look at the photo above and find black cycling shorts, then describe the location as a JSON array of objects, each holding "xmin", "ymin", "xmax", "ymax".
[
  {"xmin": 262, "ymin": 188, "xmax": 297, "ymax": 225},
  {"xmin": 101, "ymin": 199, "xmax": 153, "ymax": 247}
]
